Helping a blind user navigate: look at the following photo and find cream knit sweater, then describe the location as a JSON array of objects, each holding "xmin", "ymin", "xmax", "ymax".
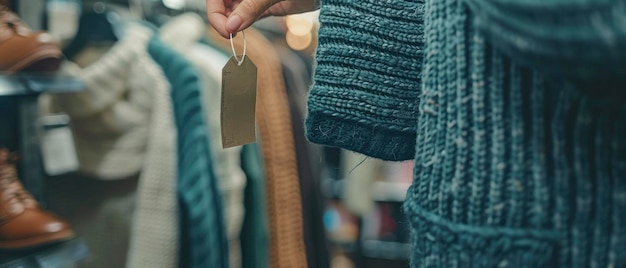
[{"xmin": 42, "ymin": 25, "xmax": 179, "ymax": 268}]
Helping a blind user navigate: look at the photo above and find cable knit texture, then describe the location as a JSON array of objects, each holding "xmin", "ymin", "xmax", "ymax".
[
  {"xmin": 305, "ymin": 0, "xmax": 424, "ymax": 161},
  {"xmin": 160, "ymin": 14, "xmax": 247, "ymax": 268},
  {"xmin": 147, "ymin": 36, "xmax": 229, "ymax": 268},
  {"xmin": 311, "ymin": 0, "xmax": 626, "ymax": 267},
  {"xmin": 188, "ymin": 44, "xmax": 246, "ymax": 268},
  {"xmin": 46, "ymin": 27, "xmax": 153, "ymax": 179},
  {"xmin": 43, "ymin": 25, "xmax": 179, "ymax": 268},
  {"xmin": 125, "ymin": 26, "xmax": 178, "ymax": 268}
]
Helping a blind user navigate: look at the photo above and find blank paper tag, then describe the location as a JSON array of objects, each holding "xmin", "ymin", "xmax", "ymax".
[
  {"xmin": 221, "ymin": 56, "xmax": 258, "ymax": 148},
  {"xmin": 38, "ymin": 114, "xmax": 79, "ymax": 176}
]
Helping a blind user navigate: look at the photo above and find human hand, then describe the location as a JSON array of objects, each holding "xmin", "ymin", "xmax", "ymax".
[{"xmin": 207, "ymin": 0, "xmax": 319, "ymax": 38}]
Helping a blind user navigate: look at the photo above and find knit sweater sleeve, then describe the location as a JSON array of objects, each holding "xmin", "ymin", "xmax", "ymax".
[
  {"xmin": 464, "ymin": 0, "xmax": 626, "ymax": 84},
  {"xmin": 305, "ymin": 0, "xmax": 424, "ymax": 161}
]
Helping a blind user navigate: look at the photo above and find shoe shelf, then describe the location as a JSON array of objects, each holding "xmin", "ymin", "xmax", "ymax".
[
  {"xmin": 0, "ymin": 74, "xmax": 86, "ymax": 267},
  {"xmin": 0, "ymin": 73, "xmax": 83, "ymax": 201},
  {"xmin": 0, "ymin": 239, "xmax": 88, "ymax": 268},
  {"xmin": 0, "ymin": 74, "xmax": 83, "ymax": 96}
]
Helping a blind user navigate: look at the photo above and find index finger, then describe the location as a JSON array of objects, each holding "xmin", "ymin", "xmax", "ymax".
[{"xmin": 207, "ymin": 0, "xmax": 231, "ymax": 38}]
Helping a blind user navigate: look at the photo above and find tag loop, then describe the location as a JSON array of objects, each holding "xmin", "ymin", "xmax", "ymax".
[{"xmin": 229, "ymin": 31, "xmax": 247, "ymax": 66}]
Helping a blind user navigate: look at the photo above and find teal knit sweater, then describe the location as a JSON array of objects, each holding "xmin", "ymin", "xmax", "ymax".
[
  {"xmin": 148, "ymin": 37, "xmax": 229, "ymax": 268},
  {"xmin": 306, "ymin": 0, "xmax": 626, "ymax": 267}
]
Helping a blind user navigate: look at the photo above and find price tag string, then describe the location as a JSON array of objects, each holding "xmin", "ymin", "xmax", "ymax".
[{"xmin": 229, "ymin": 31, "xmax": 247, "ymax": 66}]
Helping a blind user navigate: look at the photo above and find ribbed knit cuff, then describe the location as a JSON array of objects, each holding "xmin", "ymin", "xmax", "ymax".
[
  {"xmin": 305, "ymin": 112, "xmax": 416, "ymax": 161},
  {"xmin": 305, "ymin": 0, "xmax": 425, "ymax": 161}
]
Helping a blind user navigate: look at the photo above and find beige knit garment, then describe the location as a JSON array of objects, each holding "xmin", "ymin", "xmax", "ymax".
[
  {"xmin": 160, "ymin": 14, "xmax": 247, "ymax": 268},
  {"xmin": 41, "ymin": 25, "xmax": 178, "ymax": 268},
  {"xmin": 209, "ymin": 27, "xmax": 308, "ymax": 268}
]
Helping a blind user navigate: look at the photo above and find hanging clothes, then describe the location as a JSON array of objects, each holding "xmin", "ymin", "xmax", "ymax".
[
  {"xmin": 159, "ymin": 14, "xmax": 247, "ymax": 268},
  {"xmin": 41, "ymin": 24, "xmax": 178, "ymax": 268},
  {"xmin": 273, "ymin": 40, "xmax": 331, "ymax": 268},
  {"xmin": 208, "ymin": 28, "xmax": 308, "ymax": 268},
  {"xmin": 43, "ymin": 33, "xmax": 152, "ymax": 180},
  {"xmin": 147, "ymin": 35, "xmax": 229, "ymax": 268},
  {"xmin": 239, "ymin": 143, "xmax": 269, "ymax": 268},
  {"xmin": 125, "ymin": 27, "xmax": 178, "ymax": 268}
]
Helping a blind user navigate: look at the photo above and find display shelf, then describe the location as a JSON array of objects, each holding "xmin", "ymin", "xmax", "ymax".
[
  {"xmin": 329, "ymin": 240, "xmax": 357, "ymax": 254},
  {"xmin": 0, "ymin": 73, "xmax": 84, "ymax": 202},
  {"xmin": 361, "ymin": 240, "xmax": 410, "ymax": 260},
  {"xmin": 0, "ymin": 239, "xmax": 89, "ymax": 268},
  {"xmin": 0, "ymin": 74, "xmax": 83, "ymax": 97},
  {"xmin": 371, "ymin": 181, "xmax": 410, "ymax": 202},
  {"xmin": 321, "ymin": 178, "xmax": 410, "ymax": 202},
  {"xmin": 361, "ymin": 258, "xmax": 408, "ymax": 268}
]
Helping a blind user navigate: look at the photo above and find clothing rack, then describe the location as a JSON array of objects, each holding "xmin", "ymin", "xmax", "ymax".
[
  {"xmin": 0, "ymin": 238, "xmax": 88, "ymax": 267},
  {"xmin": 1, "ymin": 3, "xmax": 330, "ymax": 268}
]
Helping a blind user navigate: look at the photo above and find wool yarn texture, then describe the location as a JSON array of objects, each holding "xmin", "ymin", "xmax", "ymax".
[
  {"xmin": 305, "ymin": 0, "xmax": 424, "ymax": 161},
  {"xmin": 308, "ymin": 0, "xmax": 626, "ymax": 267}
]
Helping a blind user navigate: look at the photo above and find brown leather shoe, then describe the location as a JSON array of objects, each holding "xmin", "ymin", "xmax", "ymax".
[
  {"xmin": 0, "ymin": 5, "xmax": 62, "ymax": 73},
  {"xmin": 0, "ymin": 148, "xmax": 74, "ymax": 250}
]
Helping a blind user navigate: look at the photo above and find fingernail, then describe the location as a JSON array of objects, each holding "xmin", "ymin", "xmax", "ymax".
[{"xmin": 226, "ymin": 14, "xmax": 243, "ymax": 33}]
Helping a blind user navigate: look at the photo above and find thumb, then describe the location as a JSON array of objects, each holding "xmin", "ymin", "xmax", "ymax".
[{"xmin": 226, "ymin": 0, "xmax": 276, "ymax": 33}]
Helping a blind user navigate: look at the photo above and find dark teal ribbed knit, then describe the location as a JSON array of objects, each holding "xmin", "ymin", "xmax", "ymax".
[
  {"xmin": 464, "ymin": 0, "xmax": 626, "ymax": 84},
  {"xmin": 305, "ymin": 0, "xmax": 425, "ymax": 161},
  {"xmin": 147, "ymin": 37, "xmax": 229, "ymax": 268},
  {"xmin": 308, "ymin": 0, "xmax": 626, "ymax": 267}
]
